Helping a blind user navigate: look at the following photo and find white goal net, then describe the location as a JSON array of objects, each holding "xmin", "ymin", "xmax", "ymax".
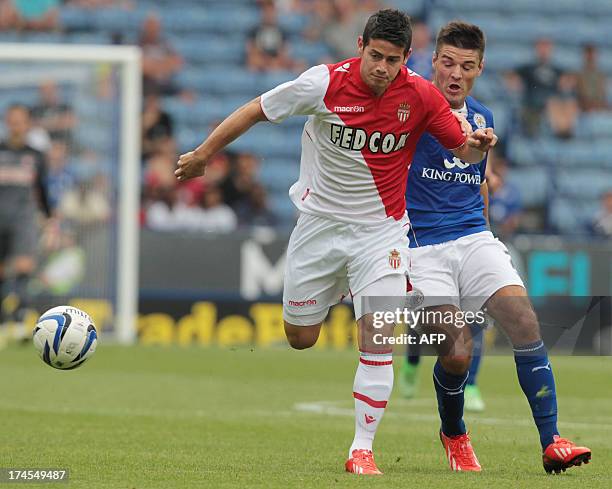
[{"xmin": 0, "ymin": 43, "xmax": 141, "ymax": 344}]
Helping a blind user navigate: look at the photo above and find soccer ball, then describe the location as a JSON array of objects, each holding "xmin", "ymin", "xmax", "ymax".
[{"xmin": 32, "ymin": 306, "xmax": 98, "ymax": 370}]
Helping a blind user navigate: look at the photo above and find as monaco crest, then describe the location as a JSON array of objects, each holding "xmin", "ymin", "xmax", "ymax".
[
  {"xmin": 397, "ymin": 103, "xmax": 411, "ymax": 123},
  {"xmin": 388, "ymin": 249, "xmax": 402, "ymax": 269}
]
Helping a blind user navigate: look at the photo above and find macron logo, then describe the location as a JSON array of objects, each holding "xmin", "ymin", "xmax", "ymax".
[
  {"xmin": 288, "ymin": 299, "xmax": 317, "ymax": 307},
  {"xmin": 334, "ymin": 106, "xmax": 365, "ymax": 113},
  {"xmin": 335, "ymin": 62, "xmax": 351, "ymax": 73},
  {"xmin": 365, "ymin": 414, "xmax": 376, "ymax": 424}
]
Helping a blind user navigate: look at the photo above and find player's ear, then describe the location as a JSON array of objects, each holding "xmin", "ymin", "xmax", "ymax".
[
  {"xmin": 357, "ymin": 36, "xmax": 364, "ymax": 55},
  {"xmin": 431, "ymin": 51, "xmax": 438, "ymax": 70},
  {"xmin": 403, "ymin": 47, "xmax": 412, "ymax": 65},
  {"xmin": 477, "ymin": 57, "xmax": 485, "ymax": 77}
]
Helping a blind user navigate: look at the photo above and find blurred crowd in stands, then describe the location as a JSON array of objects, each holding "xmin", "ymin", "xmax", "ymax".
[{"xmin": 0, "ymin": 0, "xmax": 611, "ymax": 237}]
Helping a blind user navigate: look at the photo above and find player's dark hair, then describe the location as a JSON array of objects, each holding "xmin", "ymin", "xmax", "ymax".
[
  {"xmin": 435, "ymin": 21, "xmax": 485, "ymax": 60},
  {"xmin": 362, "ymin": 9, "xmax": 412, "ymax": 54}
]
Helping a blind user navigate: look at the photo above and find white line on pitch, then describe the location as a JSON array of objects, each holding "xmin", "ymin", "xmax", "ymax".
[{"xmin": 293, "ymin": 400, "xmax": 612, "ymax": 431}]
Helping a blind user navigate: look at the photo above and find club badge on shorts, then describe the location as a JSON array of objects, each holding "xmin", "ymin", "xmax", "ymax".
[
  {"xmin": 388, "ymin": 249, "xmax": 402, "ymax": 269},
  {"xmin": 397, "ymin": 102, "xmax": 410, "ymax": 123}
]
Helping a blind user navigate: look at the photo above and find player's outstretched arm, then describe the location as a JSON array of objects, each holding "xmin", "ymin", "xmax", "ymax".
[
  {"xmin": 452, "ymin": 127, "xmax": 497, "ymax": 164},
  {"xmin": 175, "ymin": 96, "xmax": 268, "ymax": 181}
]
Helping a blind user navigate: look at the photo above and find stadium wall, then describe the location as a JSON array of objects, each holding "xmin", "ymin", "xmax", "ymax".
[
  {"xmin": 134, "ymin": 232, "xmax": 611, "ymax": 353},
  {"xmin": 139, "ymin": 231, "xmax": 612, "ymax": 300}
]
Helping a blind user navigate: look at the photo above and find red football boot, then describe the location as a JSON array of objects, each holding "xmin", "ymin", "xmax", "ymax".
[
  {"xmin": 439, "ymin": 431, "xmax": 482, "ymax": 472},
  {"xmin": 542, "ymin": 435, "xmax": 591, "ymax": 474},
  {"xmin": 345, "ymin": 449, "xmax": 383, "ymax": 475}
]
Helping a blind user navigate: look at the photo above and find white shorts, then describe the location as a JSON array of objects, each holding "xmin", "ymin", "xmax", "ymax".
[
  {"xmin": 408, "ymin": 231, "xmax": 524, "ymax": 312},
  {"xmin": 283, "ymin": 213, "xmax": 410, "ymax": 326}
]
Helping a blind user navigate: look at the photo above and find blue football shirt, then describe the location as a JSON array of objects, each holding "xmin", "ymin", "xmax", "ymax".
[{"xmin": 406, "ymin": 95, "xmax": 493, "ymax": 247}]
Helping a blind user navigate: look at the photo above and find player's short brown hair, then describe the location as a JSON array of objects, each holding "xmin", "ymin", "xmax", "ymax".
[
  {"xmin": 362, "ymin": 9, "xmax": 412, "ymax": 54},
  {"xmin": 435, "ymin": 21, "xmax": 485, "ymax": 61}
]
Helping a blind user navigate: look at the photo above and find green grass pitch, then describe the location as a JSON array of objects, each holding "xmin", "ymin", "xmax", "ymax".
[{"xmin": 0, "ymin": 344, "xmax": 610, "ymax": 488}]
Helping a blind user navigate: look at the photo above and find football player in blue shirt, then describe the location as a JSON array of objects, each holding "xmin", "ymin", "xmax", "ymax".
[{"xmin": 402, "ymin": 21, "xmax": 591, "ymax": 474}]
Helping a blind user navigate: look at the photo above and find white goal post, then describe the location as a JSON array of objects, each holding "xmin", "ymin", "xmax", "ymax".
[{"xmin": 0, "ymin": 43, "xmax": 141, "ymax": 344}]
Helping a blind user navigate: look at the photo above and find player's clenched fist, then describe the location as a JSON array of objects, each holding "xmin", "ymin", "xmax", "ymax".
[
  {"xmin": 175, "ymin": 151, "xmax": 207, "ymax": 181},
  {"xmin": 467, "ymin": 127, "xmax": 497, "ymax": 153}
]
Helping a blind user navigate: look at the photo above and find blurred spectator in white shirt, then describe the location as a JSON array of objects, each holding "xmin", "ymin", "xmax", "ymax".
[
  {"xmin": 59, "ymin": 174, "xmax": 111, "ymax": 226},
  {"xmin": 194, "ymin": 186, "xmax": 237, "ymax": 233}
]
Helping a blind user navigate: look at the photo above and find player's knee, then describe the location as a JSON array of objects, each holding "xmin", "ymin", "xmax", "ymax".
[
  {"xmin": 286, "ymin": 335, "xmax": 317, "ymax": 350},
  {"xmin": 440, "ymin": 354, "xmax": 471, "ymax": 375},
  {"xmin": 284, "ymin": 322, "xmax": 320, "ymax": 350}
]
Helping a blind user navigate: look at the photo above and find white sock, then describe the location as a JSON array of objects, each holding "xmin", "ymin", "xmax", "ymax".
[{"xmin": 349, "ymin": 351, "xmax": 394, "ymax": 457}]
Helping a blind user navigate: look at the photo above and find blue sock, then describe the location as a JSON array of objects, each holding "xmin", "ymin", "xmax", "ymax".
[
  {"xmin": 406, "ymin": 336, "xmax": 421, "ymax": 366},
  {"xmin": 514, "ymin": 340, "xmax": 559, "ymax": 450},
  {"xmin": 433, "ymin": 359, "xmax": 467, "ymax": 436},
  {"xmin": 467, "ymin": 323, "xmax": 484, "ymax": 385}
]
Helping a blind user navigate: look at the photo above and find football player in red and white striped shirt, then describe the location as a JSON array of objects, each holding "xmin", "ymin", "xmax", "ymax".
[{"xmin": 176, "ymin": 9, "xmax": 496, "ymax": 475}]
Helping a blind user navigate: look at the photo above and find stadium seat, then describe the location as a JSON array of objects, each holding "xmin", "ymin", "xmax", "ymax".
[
  {"xmin": 470, "ymin": 74, "xmax": 501, "ymax": 103},
  {"xmin": 549, "ymin": 197, "xmax": 600, "ymax": 234},
  {"xmin": 175, "ymin": 66, "xmax": 256, "ymax": 96},
  {"xmin": 20, "ymin": 33, "xmax": 65, "ymax": 44},
  {"xmin": 290, "ymin": 42, "xmax": 331, "ymax": 66},
  {"xmin": 259, "ymin": 158, "xmax": 300, "ymax": 192},
  {"xmin": 176, "ymin": 127, "xmax": 209, "ymax": 153},
  {"xmin": 159, "ymin": 9, "xmax": 209, "ymax": 33},
  {"xmin": 229, "ymin": 127, "xmax": 302, "ymax": 160},
  {"xmin": 0, "ymin": 32, "xmax": 19, "ymax": 43},
  {"xmin": 269, "ymin": 191, "xmax": 297, "ymax": 224},
  {"xmin": 577, "ymin": 113, "xmax": 612, "ymax": 140},
  {"xmin": 0, "ymin": 88, "xmax": 39, "ymax": 109},
  {"xmin": 507, "ymin": 137, "xmax": 561, "ymax": 167},
  {"xmin": 173, "ymin": 36, "xmax": 244, "ymax": 65},
  {"xmin": 557, "ymin": 141, "xmax": 598, "ymax": 167},
  {"xmin": 506, "ymin": 166, "xmax": 549, "ymax": 206},
  {"xmin": 482, "ymin": 43, "xmax": 532, "ymax": 71},
  {"xmin": 556, "ymin": 169, "xmax": 612, "ymax": 199},
  {"xmin": 65, "ymin": 32, "xmax": 112, "ymax": 45},
  {"xmin": 93, "ymin": 9, "xmax": 145, "ymax": 35},
  {"xmin": 190, "ymin": 8, "xmax": 259, "ymax": 35},
  {"xmin": 588, "ymin": 0, "xmax": 612, "ymax": 15},
  {"xmin": 75, "ymin": 126, "xmax": 112, "ymax": 153},
  {"xmin": 59, "ymin": 8, "xmax": 96, "ymax": 31},
  {"xmin": 163, "ymin": 98, "xmax": 229, "ymax": 127},
  {"xmin": 257, "ymin": 71, "xmax": 296, "ymax": 93},
  {"xmin": 384, "ymin": 0, "xmax": 427, "ymax": 15},
  {"xmin": 278, "ymin": 13, "xmax": 309, "ymax": 36}
]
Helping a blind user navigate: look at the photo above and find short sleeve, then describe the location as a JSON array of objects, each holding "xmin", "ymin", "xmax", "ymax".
[
  {"xmin": 425, "ymin": 83, "xmax": 467, "ymax": 151},
  {"xmin": 260, "ymin": 64, "xmax": 329, "ymax": 124}
]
